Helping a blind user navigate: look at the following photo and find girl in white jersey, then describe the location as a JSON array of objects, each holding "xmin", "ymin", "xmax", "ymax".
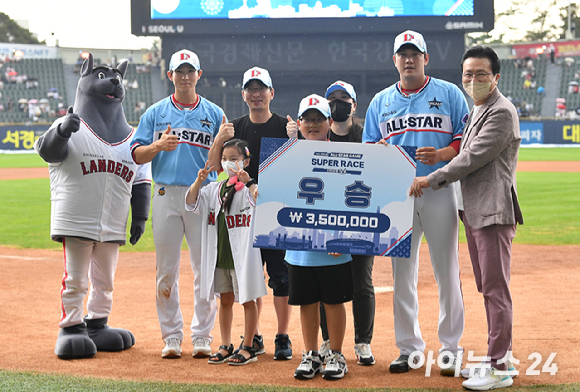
[{"xmin": 185, "ymin": 139, "xmax": 266, "ymax": 366}]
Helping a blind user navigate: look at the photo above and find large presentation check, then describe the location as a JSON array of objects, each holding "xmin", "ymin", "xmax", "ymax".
[{"xmin": 253, "ymin": 138, "xmax": 417, "ymax": 257}]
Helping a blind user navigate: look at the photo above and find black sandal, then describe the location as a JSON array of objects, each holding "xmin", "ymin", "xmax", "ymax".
[
  {"xmin": 228, "ymin": 345, "xmax": 257, "ymax": 366},
  {"xmin": 208, "ymin": 344, "xmax": 234, "ymax": 364}
]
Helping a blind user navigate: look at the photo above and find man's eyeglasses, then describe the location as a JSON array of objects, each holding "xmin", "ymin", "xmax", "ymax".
[
  {"xmin": 243, "ymin": 86, "xmax": 269, "ymax": 94},
  {"xmin": 299, "ymin": 117, "xmax": 326, "ymax": 125},
  {"xmin": 462, "ymin": 72, "xmax": 493, "ymax": 81}
]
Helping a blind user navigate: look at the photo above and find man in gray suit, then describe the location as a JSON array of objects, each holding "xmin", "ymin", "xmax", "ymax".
[{"xmin": 411, "ymin": 46, "xmax": 523, "ymax": 391}]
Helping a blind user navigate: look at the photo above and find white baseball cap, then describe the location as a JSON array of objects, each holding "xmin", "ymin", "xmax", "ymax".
[
  {"xmin": 168, "ymin": 49, "xmax": 200, "ymax": 72},
  {"xmin": 298, "ymin": 94, "xmax": 331, "ymax": 118},
  {"xmin": 393, "ymin": 30, "xmax": 427, "ymax": 54},
  {"xmin": 325, "ymin": 80, "xmax": 357, "ymax": 102},
  {"xmin": 242, "ymin": 66, "xmax": 273, "ymax": 88}
]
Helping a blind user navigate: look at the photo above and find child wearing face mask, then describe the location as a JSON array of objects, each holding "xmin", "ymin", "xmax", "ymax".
[{"xmin": 185, "ymin": 139, "xmax": 266, "ymax": 366}]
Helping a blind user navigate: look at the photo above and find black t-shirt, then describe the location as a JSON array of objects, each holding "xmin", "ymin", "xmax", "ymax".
[
  {"xmin": 329, "ymin": 121, "xmax": 363, "ymax": 143},
  {"xmin": 232, "ymin": 113, "xmax": 289, "ymax": 183}
]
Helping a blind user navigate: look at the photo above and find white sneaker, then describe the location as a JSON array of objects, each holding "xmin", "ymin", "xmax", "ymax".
[
  {"xmin": 440, "ymin": 355, "xmax": 461, "ymax": 376},
  {"xmin": 161, "ymin": 338, "xmax": 182, "ymax": 358},
  {"xmin": 461, "ymin": 360, "xmax": 517, "ymax": 379},
  {"xmin": 319, "ymin": 340, "xmax": 331, "ymax": 363},
  {"xmin": 294, "ymin": 351, "xmax": 323, "ymax": 379},
  {"xmin": 322, "ymin": 351, "xmax": 348, "ymax": 380},
  {"xmin": 354, "ymin": 343, "xmax": 376, "ymax": 366},
  {"xmin": 462, "ymin": 367, "xmax": 513, "ymax": 391},
  {"xmin": 192, "ymin": 337, "xmax": 211, "ymax": 358}
]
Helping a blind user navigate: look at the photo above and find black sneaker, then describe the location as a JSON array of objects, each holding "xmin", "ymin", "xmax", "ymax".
[
  {"xmin": 274, "ymin": 334, "xmax": 292, "ymax": 360},
  {"xmin": 294, "ymin": 351, "xmax": 323, "ymax": 379},
  {"xmin": 236, "ymin": 335, "xmax": 265, "ymax": 355},
  {"xmin": 389, "ymin": 354, "xmax": 410, "ymax": 373}
]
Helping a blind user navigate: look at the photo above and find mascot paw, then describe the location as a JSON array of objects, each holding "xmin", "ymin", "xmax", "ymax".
[
  {"xmin": 55, "ymin": 323, "xmax": 97, "ymax": 360},
  {"xmin": 84, "ymin": 316, "xmax": 135, "ymax": 352}
]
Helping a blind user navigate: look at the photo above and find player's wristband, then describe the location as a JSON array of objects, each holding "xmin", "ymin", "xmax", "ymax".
[{"xmin": 246, "ymin": 179, "xmax": 256, "ymax": 188}]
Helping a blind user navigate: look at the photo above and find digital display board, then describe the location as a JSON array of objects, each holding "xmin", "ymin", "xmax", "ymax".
[
  {"xmin": 132, "ymin": 0, "xmax": 493, "ymax": 36},
  {"xmin": 150, "ymin": 0, "xmax": 474, "ymax": 20}
]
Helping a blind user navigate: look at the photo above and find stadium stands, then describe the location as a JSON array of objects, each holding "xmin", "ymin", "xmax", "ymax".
[
  {"xmin": 498, "ymin": 57, "xmax": 547, "ymax": 118},
  {"xmin": 0, "ymin": 58, "xmax": 68, "ymax": 124},
  {"xmin": 3, "ymin": 51, "xmax": 580, "ymax": 125},
  {"xmin": 0, "ymin": 59, "xmax": 154, "ymax": 125}
]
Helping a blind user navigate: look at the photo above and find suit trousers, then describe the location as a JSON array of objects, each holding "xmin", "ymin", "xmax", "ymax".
[{"xmin": 462, "ymin": 213, "xmax": 516, "ymax": 371}]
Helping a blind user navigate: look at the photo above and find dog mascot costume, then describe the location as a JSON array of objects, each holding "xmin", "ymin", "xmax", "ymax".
[{"xmin": 35, "ymin": 54, "xmax": 152, "ymax": 359}]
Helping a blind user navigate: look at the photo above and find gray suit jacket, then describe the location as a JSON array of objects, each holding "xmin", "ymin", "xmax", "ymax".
[{"xmin": 427, "ymin": 88, "xmax": 524, "ymax": 230}]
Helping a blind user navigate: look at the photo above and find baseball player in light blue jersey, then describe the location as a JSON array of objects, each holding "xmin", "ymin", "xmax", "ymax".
[
  {"xmin": 131, "ymin": 49, "xmax": 226, "ymax": 359},
  {"xmin": 363, "ymin": 30, "xmax": 468, "ymax": 375}
]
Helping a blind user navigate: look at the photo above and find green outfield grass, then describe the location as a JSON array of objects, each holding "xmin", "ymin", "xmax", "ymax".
[
  {"xmin": 1, "ymin": 172, "xmax": 578, "ymax": 249},
  {"xmin": 518, "ymin": 147, "xmax": 580, "ymax": 161},
  {"xmin": 1, "ymin": 149, "xmax": 578, "ymax": 249},
  {"xmin": 1, "ymin": 147, "xmax": 579, "ymax": 168},
  {"xmin": 0, "ymin": 369, "xmax": 578, "ymax": 392},
  {"xmin": 0, "ymin": 152, "xmax": 46, "ymax": 168}
]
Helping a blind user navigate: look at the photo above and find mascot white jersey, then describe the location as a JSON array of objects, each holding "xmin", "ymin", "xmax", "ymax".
[{"xmin": 48, "ymin": 118, "xmax": 150, "ymax": 243}]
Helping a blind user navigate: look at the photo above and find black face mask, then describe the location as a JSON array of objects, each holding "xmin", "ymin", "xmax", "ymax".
[{"xmin": 329, "ymin": 100, "xmax": 352, "ymax": 122}]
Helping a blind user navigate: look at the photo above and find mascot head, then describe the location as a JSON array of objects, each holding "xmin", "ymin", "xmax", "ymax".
[
  {"xmin": 75, "ymin": 53, "xmax": 128, "ymax": 108},
  {"xmin": 73, "ymin": 53, "xmax": 132, "ymax": 143}
]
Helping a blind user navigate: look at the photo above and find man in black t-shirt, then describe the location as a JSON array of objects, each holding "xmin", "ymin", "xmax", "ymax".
[{"xmin": 209, "ymin": 67, "xmax": 292, "ymax": 361}]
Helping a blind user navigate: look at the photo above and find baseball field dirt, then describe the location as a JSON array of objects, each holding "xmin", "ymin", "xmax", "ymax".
[{"xmin": 0, "ymin": 162, "xmax": 578, "ymax": 389}]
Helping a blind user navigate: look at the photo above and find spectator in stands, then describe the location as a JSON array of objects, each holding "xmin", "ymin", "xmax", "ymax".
[
  {"xmin": 537, "ymin": 86, "xmax": 545, "ymax": 95},
  {"xmin": 0, "ymin": 79, "xmax": 3, "ymax": 90},
  {"xmin": 0, "ymin": 102, "xmax": 4, "ymax": 112},
  {"xmin": 549, "ymin": 45, "xmax": 556, "ymax": 64},
  {"xmin": 523, "ymin": 79, "xmax": 531, "ymax": 89},
  {"xmin": 6, "ymin": 97, "xmax": 13, "ymax": 112},
  {"xmin": 525, "ymin": 57, "xmax": 533, "ymax": 69},
  {"xmin": 131, "ymin": 79, "xmax": 139, "ymax": 89}
]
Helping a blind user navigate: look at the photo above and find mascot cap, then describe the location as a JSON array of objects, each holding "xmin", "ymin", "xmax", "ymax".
[
  {"xmin": 242, "ymin": 67, "xmax": 273, "ymax": 89},
  {"xmin": 325, "ymin": 81, "xmax": 357, "ymax": 102},
  {"xmin": 169, "ymin": 49, "xmax": 200, "ymax": 72},
  {"xmin": 298, "ymin": 94, "xmax": 331, "ymax": 118},
  {"xmin": 393, "ymin": 30, "xmax": 427, "ymax": 54}
]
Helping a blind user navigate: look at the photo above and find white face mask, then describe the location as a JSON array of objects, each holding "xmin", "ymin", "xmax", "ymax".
[
  {"xmin": 221, "ymin": 160, "xmax": 244, "ymax": 177},
  {"xmin": 463, "ymin": 80, "xmax": 494, "ymax": 101}
]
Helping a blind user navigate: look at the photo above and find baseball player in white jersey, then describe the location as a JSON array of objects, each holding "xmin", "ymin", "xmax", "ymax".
[
  {"xmin": 363, "ymin": 30, "xmax": 468, "ymax": 375},
  {"xmin": 131, "ymin": 49, "xmax": 226, "ymax": 359}
]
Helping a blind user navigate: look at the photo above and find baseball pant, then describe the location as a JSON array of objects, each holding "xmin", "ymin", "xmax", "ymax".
[
  {"xmin": 463, "ymin": 214, "xmax": 516, "ymax": 371},
  {"xmin": 153, "ymin": 183, "xmax": 217, "ymax": 342},
  {"xmin": 59, "ymin": 237, "xmax": 120, "ymax": 328},
  {"xmin": 320, "ymin": 254, "xmax": 375, "ymax": 344},
  {"xmin": 391, "ymin": 185, "xmax": 464, "ymax": 357}
]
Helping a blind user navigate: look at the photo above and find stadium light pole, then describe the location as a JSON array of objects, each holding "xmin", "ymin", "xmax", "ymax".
[{"xmin": 568, "ymin": 0, "xmax": 573, "ymax": 39}]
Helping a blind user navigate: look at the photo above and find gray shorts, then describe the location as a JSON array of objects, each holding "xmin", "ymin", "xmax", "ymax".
[{"xmin": 214, "ymin": 267, "xmax": 239, "ymax": 296}]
